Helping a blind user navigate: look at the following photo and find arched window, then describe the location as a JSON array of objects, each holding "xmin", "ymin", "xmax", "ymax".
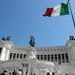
[
  {"xmin": 44, "ymin": 55, "xmax": 46, "ymax": 60},
  {"xmin": 13, "ymin": 53, "xmax": 16, "ymax": 59},
  {"xmin": 10, "ymin": 53, "xmax": 13, "ymax": 59},
  {"xmin": 65, "ymin": 53, "xmax": 69, "ymax": 63},
  {"xmin": 48, "ymin": 55, "xmax": 50, "ymax": 61},
  {"xmin": 37, "ymin": 55, "xmax": 39, "ymax": 60},
  {"xmin": 62, "ymin": 54, "xmax": 64, "ymax": 63},
  {"xmin": 0, "ymin": 47, "xmax": 2, "ymax": 55},
  {"xmin": 20, "ymin": 54, "xmax": 22, "ymax": 59},
  {"xmin": 58, "ymin": 54, "xmax": 61, "ymax": 64},
  {"xmin": 51, "ymin": 54, "xmax": 53, "ymax": 62},
  {"xmin": 24, "ymin": 54, "xmax": 26, "ymax": 58},
  {"xmin": 55, "ymin": 54, "xmax": 57, "ymax": 61},
  {"xmin": 41, "ymin": 55, "xmax": 43, "ymax": 60},
  {"xmin": 17, "ymin": 54, "xmax": 19, "ymax": 58}
]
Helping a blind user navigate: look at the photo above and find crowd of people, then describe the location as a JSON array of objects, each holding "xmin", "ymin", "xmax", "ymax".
[{"xmin": 0, "ymin": 69, "xmax": 23, "ymax": 75}]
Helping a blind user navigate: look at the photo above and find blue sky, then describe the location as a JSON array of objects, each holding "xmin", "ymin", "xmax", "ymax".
[{"xmin": 0, "ymin": 0, "xmax": 75, "ymax": 47}]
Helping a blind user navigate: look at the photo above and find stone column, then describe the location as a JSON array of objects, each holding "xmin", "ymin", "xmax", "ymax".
[{"xmin": 22, "ymin": 64, "xmax": 29, "ymax": 75}]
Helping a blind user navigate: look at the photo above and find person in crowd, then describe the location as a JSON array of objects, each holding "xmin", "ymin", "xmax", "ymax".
[
  {"xmin": 9, "ymin": 72, "xmax": 11, "ymax": 75},
  {"xmin": 0, "ymin": 70, "xmax": 7, "ymax": 75},
  {"xmin": 17, "ymin": 69, "xmax": 22, "ymax": 75},
  {"xmin": 12, "ymin": 70, "xmax": 17, "ymax": 75}
]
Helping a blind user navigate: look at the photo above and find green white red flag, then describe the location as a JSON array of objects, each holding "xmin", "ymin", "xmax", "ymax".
[{"xmin": 43, "ymin": 2, "xmax": 69, "ymax": 17}]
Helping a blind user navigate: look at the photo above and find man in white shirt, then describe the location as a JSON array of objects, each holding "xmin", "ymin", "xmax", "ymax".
[{"xmin": 17, "ymin": 69, "xmax": 22, "ymax": 75}]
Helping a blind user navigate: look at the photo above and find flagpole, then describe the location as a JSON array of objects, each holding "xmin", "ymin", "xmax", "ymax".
[{"xmin": 68, "ymin": 0, "xmax": 75, "ymax": 30}]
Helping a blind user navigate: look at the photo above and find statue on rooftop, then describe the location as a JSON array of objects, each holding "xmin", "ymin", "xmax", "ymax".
[
  {"xmin": 29, "ymin": 36, "xmax": 35, "ymax": 47},
  {"xmin": 69, "ymin": 36, "xmax": 75, "ymax": 40},
  {"xmin": 2, "ymin": 37, "xmax": 6, "ymax": 41},
  {"xmin": 6, "ymin": 36, "xmax": 11, "ymax": 41},
  {"xmin": 1, "ymin": 36, "xmax": 11, "ymax": 41}
]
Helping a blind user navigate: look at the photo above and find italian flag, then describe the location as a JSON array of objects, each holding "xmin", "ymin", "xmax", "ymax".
[{"xmin": 43, "ymin": 2, "xmax": 69, "ymax": 17}]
